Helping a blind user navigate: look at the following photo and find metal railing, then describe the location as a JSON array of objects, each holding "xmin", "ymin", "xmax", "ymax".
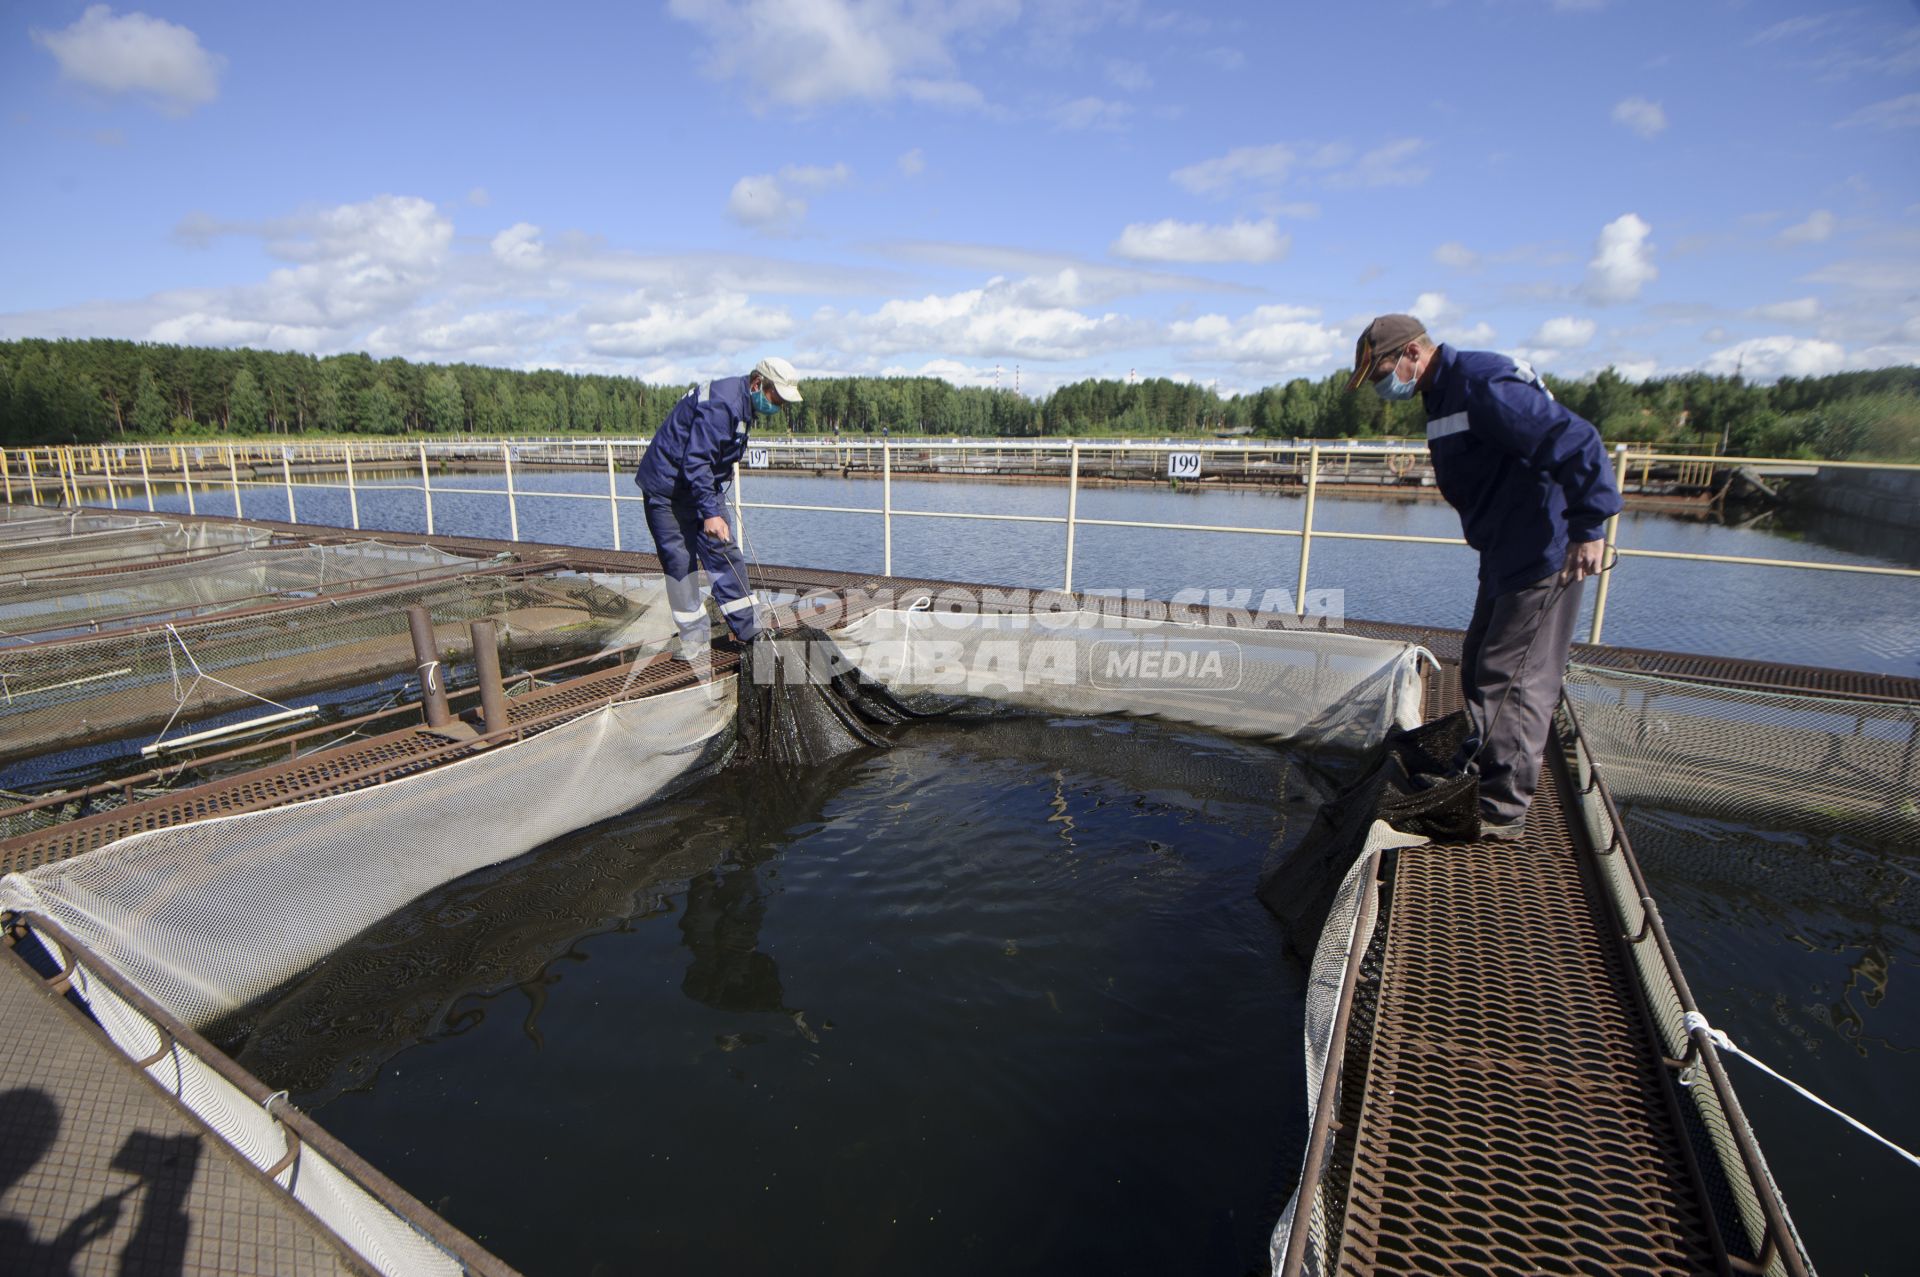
[{"xmin": 8, "ymin": 438, "xmax": 1920, "ymax": 647}]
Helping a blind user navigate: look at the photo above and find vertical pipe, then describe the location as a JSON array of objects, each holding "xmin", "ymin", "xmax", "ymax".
[
  {"xmin": 1, "ymin": 450, "xmax": 11, "ymax": 504},
  {"xmin": 469, "ymin": 620, "xmax": 509, "ymax": 735},
  {"xmin": 882, "ymin": 439, "xmax": 893, "ymax": 577},
  {"xmin": 182, "ymin": 447, "xmax": 196, "ymax": 515},
  {"xmin": 1063, "ymin": 442, "xmax": 1081, "ymax": 593},
  {"xmin": 281, "ymin": 449, "xmax": 297, "ymax": 522},
  {"xmin": 138, "ymin": 447, "xmax": 155, "ymax": 511},
  {"xmin": 344, "ymin": 441, "xmax": 360, "ymax": 530},
  {"xmin": 418, "ymin": 441, "xmax": 434, "ymax": 535},
  {"xmin": 604, "ymin": 439, "xmax": 621, "ymax": 551},
  {"xmin": 731, "ymin": 462, "xmax": 746, "ymax": 546},
  {"xmin": 24, "ymin": 451, "xmax": 39, "ymax": 506},
  {"xmin": 228, "ymin": 445, "xmax": 243, "ymax": 517},
  {"xmin": 1587, "ymin": 443, "xmax": 1629, "ymax": 646},
  {"xmin": 101, "ymin": 448, "xmax": 119, "ymax": 509},
  {"xmin": 1295, "ymin": 445, "xmax": 1320, "ymax": 615},
  {"xmin": 501, "ymin": 443, "xmax": 518, "ymax": 541},
  {"xmin": 60, "ymin": 447, "xmax": 76, "ymax": 507},
  {"xmin": 407, "ymin": 605, "xmax": 452, "ymax": 728}
]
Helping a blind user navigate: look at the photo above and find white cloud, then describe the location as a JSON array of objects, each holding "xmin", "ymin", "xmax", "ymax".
[
  {"xmin": 1322, "ymin": 138, "xmax": 1431, "ymax": 188},
  {"xmin": 1612, "ymin": 97, "xmax": 1667, "ymax": 138},
  {"xmin": 728, "ymin": 175, "xmax": 808, "ymax": 228},
  {"xmin": 1777, "ymin": 209, "xmax": 1835, "ymax": 245},
  {"xmin": 1837, "ymin": 93, "xmax": 1920, "ymax": 129},
  {"xmin": 1051, "ymin": 96, "xmax": 1130, "ymax": 131},
  {"xmin": 1409, "ymin": 292, "xmax": 1456, "ymax": 327},
  {"xmin": 1171, "ymin": 304, "xmax": 1345, "ymax": 375},
  {"xmin": 31, "ymin": 5, "xmax": 225, "ymax": 114},
  {"xmin": 1752, "ymin": 297, "xmax": 1822, "ymax": 323},
  {"xmin": 1110, "ymin": 218, "xmax": 1288, "ymax": 264},
  {"xmin": 666, "ymin": 0, "xmax": 1011, "ymax": 109},
  {"xmin": 898, "ymin": 148, "xmax": 925, "ymax": 177},
  {"xmin": 1171, "ymin": 143, "xmax": 1295, "ymax": 195},
  {"xmin": 1529, "ymin": 316, "xmax": 1598, "ymax": 348},
  {"xmin": 1106, "ymin": 59, "xmax": 1152, "ymax": 92},
  {"xmin": 584, "ymin": 291, "xmax": 794, "ymax": 358},
  {"xmin": 490, "ymin": 222, "xmax": 546, "ymax": 268},
  {"xmin": 821, "ymin": 276, "xmax": 1148, "ymax": 361},
  {"xmin": 1703, "ymin": 336, "xmax": 1849, "ymax": 380},
  {"xmin": 782, "ymin": 162, "xmax": 851, "ymax": 189},
  {"xmin": 1584, "ymin": 213, "xmax": 1657, "ymax": 304},
  {"xmin": 1433, "ymin": 241, "xmax": 1479, "ymax": 269}
]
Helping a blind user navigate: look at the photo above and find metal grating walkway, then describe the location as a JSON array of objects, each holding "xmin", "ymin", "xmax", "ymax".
[
  {"xmin": 0, "ymin": 943, "xmax": 361, "ymax": 1276},
  {"xmin": 1334, "ymin": 748, "xmax": 1718, "ymax": 1273}
]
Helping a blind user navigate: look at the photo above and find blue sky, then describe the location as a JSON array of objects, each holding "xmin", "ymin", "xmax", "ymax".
[{"xmin": 3, "ymin": 0, "xmax": 1917, "ymax": 395}]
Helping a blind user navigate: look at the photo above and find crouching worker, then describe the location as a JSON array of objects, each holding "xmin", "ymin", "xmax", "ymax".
[{"xmin": 635, "ymin": 356, "xmax": 802, "ymax": 660}]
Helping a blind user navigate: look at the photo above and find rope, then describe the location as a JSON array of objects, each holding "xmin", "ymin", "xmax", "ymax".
[{"xmin": 1682, "ymin": 1011, "xmax": 1920, "ymax": 1170}]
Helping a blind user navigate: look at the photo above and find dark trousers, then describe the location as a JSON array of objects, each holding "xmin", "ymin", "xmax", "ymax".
[
  {"xmin": 643, "ymin": 494, "xmax": 764, "ymax": 646},
  {"xmin": 1459, "ymin": 572, "xmax": 1583, "ymax": 825}
]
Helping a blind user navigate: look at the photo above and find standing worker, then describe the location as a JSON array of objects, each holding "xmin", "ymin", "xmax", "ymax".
[
  {"xmin": 636, "ymin": 356, "xmax": 803, "ymax": 659},
  {"xmin": 1346, "ymin": 315, "xmax": 1621, "ymax": 840}
]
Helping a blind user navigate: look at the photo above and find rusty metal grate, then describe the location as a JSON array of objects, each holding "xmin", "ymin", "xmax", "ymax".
[
  {"xmin": 0, "ymin": 649, "xmax": 737, "ymax": 875},
  {"xmin": 1334, "ymin": 753, "xmax": 1718, "ymax": 1274}
]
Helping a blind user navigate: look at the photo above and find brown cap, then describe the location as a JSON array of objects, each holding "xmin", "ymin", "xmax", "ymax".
[{"xmin": 1344, "ymin": 314, "xmax": 1428, "ymax": 392}]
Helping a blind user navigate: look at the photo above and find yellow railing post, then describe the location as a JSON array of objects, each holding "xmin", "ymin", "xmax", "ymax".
[
  {"xmin": 182, "ymin": 446, "xmax": 196, "ymax": 515},
  {"xmin": 227, "ymin": 445, "xmax": 243, "ymax": 518},
  {"xmin": 604, "ymin": 439, "xmax": 621, "ymax": 551},
  {"xmin": 1587, "ymin": 443, "xmax": 1631, "ymax": 646},
  {"xmin": 281, "ymin": 448, "xmax": 297, "ymax": 523},
  {"xmin": 419, "ymin": 441, "xmax": 434, "ymax": 535},
  {"xmin": 0, "ymin": 450, "xmax": 11, "ymax": 504},
  {"xmin": 343, "ymin": 441, "xmax": 359, "ymax": 530},
  {"xmin": 1296, "ymin": 446, "xmax": 1320, "ymax": 615},
  {"xmin": 100, "ymin": 447, "xmax": 119, "ymax": 509},
  {"xmin": 138, "ymin": 446, "xmax": 155, "ymax": 511},
  {"xmin": 24, "ymin": 450, "xmax": 39, "ymax": 505},
  {"xmin": 1063, "ymin": 441, "xmax": 1081, "ymax": 592}
]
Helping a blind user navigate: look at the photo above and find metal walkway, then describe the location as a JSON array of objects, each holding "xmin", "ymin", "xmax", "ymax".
[{"xmin": 0, "ymin": 943, "xmax": 361, "ymax": 1276}]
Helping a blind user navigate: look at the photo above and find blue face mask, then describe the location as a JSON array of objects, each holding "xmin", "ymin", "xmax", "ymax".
[
  {"xmin": 750, "ymin": 389, "xmax": 779, "ymax": 416},
  {"xmin": 1373, "ymin": 355, "xmax": 1419, "ymax": 401}
]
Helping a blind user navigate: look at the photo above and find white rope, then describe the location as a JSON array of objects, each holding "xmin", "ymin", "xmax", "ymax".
[{"xmin": 1683, "ymin": 1011, "xmax": 1920, "ymax": 1170}]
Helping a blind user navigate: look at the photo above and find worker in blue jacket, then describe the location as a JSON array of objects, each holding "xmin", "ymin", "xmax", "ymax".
[
  {"xmin": 636, "ymin": 356, "xmax": 802, "ymax": 655},
  {"xmin": 1346, "ymin": 314, "xmax": 1621, "ymax": 840}
]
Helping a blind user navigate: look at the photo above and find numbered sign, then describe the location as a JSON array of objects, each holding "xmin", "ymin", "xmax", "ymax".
[
  {"xmin": 1167, "ymin": 452, "xmax": 1202, "ymax": 479},
  {"xmin": 745, "ymin": 448, "xmax": 770, "ymax": 469}
]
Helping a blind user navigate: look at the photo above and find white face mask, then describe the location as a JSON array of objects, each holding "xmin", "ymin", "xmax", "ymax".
[{"xmin": 1373, "ymin": 351, "xmax": 1419, "ymax": 401}]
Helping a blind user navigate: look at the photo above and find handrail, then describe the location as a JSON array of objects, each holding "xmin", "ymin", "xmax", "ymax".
[{"xmin": 13, "ymin": 438, "xmax": 1918, "ymax": 649}]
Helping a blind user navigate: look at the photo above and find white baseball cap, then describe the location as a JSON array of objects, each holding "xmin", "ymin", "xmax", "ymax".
[{"xmin": 753, "ymin": 356, "xmax": 803, "ymax": 403}]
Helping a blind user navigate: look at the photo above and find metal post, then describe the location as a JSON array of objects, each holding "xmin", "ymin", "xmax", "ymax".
[
  {"xmin": 418, "ymin": 441, "xmax": 434, "ymax": 535},
  {"xmin": 138, "ymin": 446, "xmax": 155, "ymax": 511},
  {"xmin": 1063, "ymin": 442, "xmax": 1081, "ymax": 593},
  {"xmin": 60, "ymin": 447, "xmax": 76, "ymax": 507},
  {"xmin": 343, "ymin": 441, "xmax": 359, "ymax": 530},
  {"xmin": 882, "ymin": 439, "xmax": 893, "ymax": 576},
  {"xmin": 604, "ymin": 439, "xmax": 621, "ymax": 551},
  {"xmin": 470, "ymin": 620, "xmax": 509, "ymax": 735},
  {"xmin": 24, "ymin": 450, "xmax": 39, "ymax": 506},
  {"xmin": 0, "ymin": 450, "xmax": 10, "ymax": 504},
  {"xmin": 1587, "ymin": 443, "xmax": 1629, "ymax": 646},
  {"xmin": 228, "ymin": 445, "xmax": 243, "ymax": 517},
  {"xmin": 101, "ymin": 448, "xmax": 119, "ymax": 509},
  {"xmin": 1296, "ymin": 445, "xmax": 1321, "ymax": 615},
  {"xmin": 731, "ymin": 462, "xmax": 746, "ymax": 546},
  {"xmin": 281, "ymin": 449, "xmax": 297, "ymax": 522},
  {"xmin": 501, "ymin": 443, "xmax": 518, "ymax": 541},
  {"xmin": 181, "ymin": 447, "xmax": 196, "ymax": 515},
  {"xmin": 407, "ymin": 605, "xmax": 452, "ymax": 728}
]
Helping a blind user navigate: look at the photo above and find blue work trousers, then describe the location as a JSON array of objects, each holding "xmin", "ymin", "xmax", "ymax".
[{"xmin": 643, "ymin": 494, "xmax": 764, "ymax": 647}]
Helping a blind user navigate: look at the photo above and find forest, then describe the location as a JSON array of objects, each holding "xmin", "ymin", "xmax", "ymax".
[{"xmin": 2, "ymin": 337, "xmax": 1915, "ymax": 461}]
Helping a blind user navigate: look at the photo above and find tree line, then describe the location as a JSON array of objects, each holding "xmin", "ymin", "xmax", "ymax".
[{"xmin": 2, "ymin": 337, "xmax": 1915, "ymax": 460}]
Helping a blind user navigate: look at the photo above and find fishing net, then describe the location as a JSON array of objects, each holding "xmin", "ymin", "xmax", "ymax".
[
  {"xmin": 0, "ymin": 510, "xmax": 170, "ymax": 543},
  {"xmin": 0, "ymin": 520, "xmax": 273, "ymax": 580},
  {"xmin": 0, "ymin": 570, "xmax": 674, "ymax": 770},
  {"xmin": 1562, "ymin": 663, "xmax": 1920, "ymax": 844},
  {"xmin": 0, "ymin": 540, "xmax": 485, "ymax": 639}
]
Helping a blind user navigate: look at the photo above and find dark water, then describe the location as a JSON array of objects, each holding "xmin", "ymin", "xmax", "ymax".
[
  {"xmin": 119, "ymin": 470, "xmax": 1920, "ymax": 677},
  {"xmin": 1624, "ymin": 809, "xmax": 1919, "ymax": 1276},
  {"xmin": 225, "ymin": 715, "xmax": 1320, "ymax": 1276}
]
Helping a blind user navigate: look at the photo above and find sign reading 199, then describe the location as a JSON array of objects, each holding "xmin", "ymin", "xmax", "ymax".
[{"xmin": 1166, "ymin": 452, "xmax": 1202, "ymax": 479}]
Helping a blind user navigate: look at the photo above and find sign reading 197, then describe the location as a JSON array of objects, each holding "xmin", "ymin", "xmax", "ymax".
[
  {"xmin": 745, "ymin": 448, "xmax": 770, "ymax": 469},
  {"xmin": 1166, "ymin": 452, "xmax": 1202, "ymax": 479}
]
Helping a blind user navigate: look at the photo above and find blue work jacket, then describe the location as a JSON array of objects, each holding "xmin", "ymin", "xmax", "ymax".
[
  {"xmin": 635, "ymin": 376, "xmax": 755, "ymax": 520},
  {"xmin": 1421, "ymin": 344, "xmax": 1623, "ymax": 595}
]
